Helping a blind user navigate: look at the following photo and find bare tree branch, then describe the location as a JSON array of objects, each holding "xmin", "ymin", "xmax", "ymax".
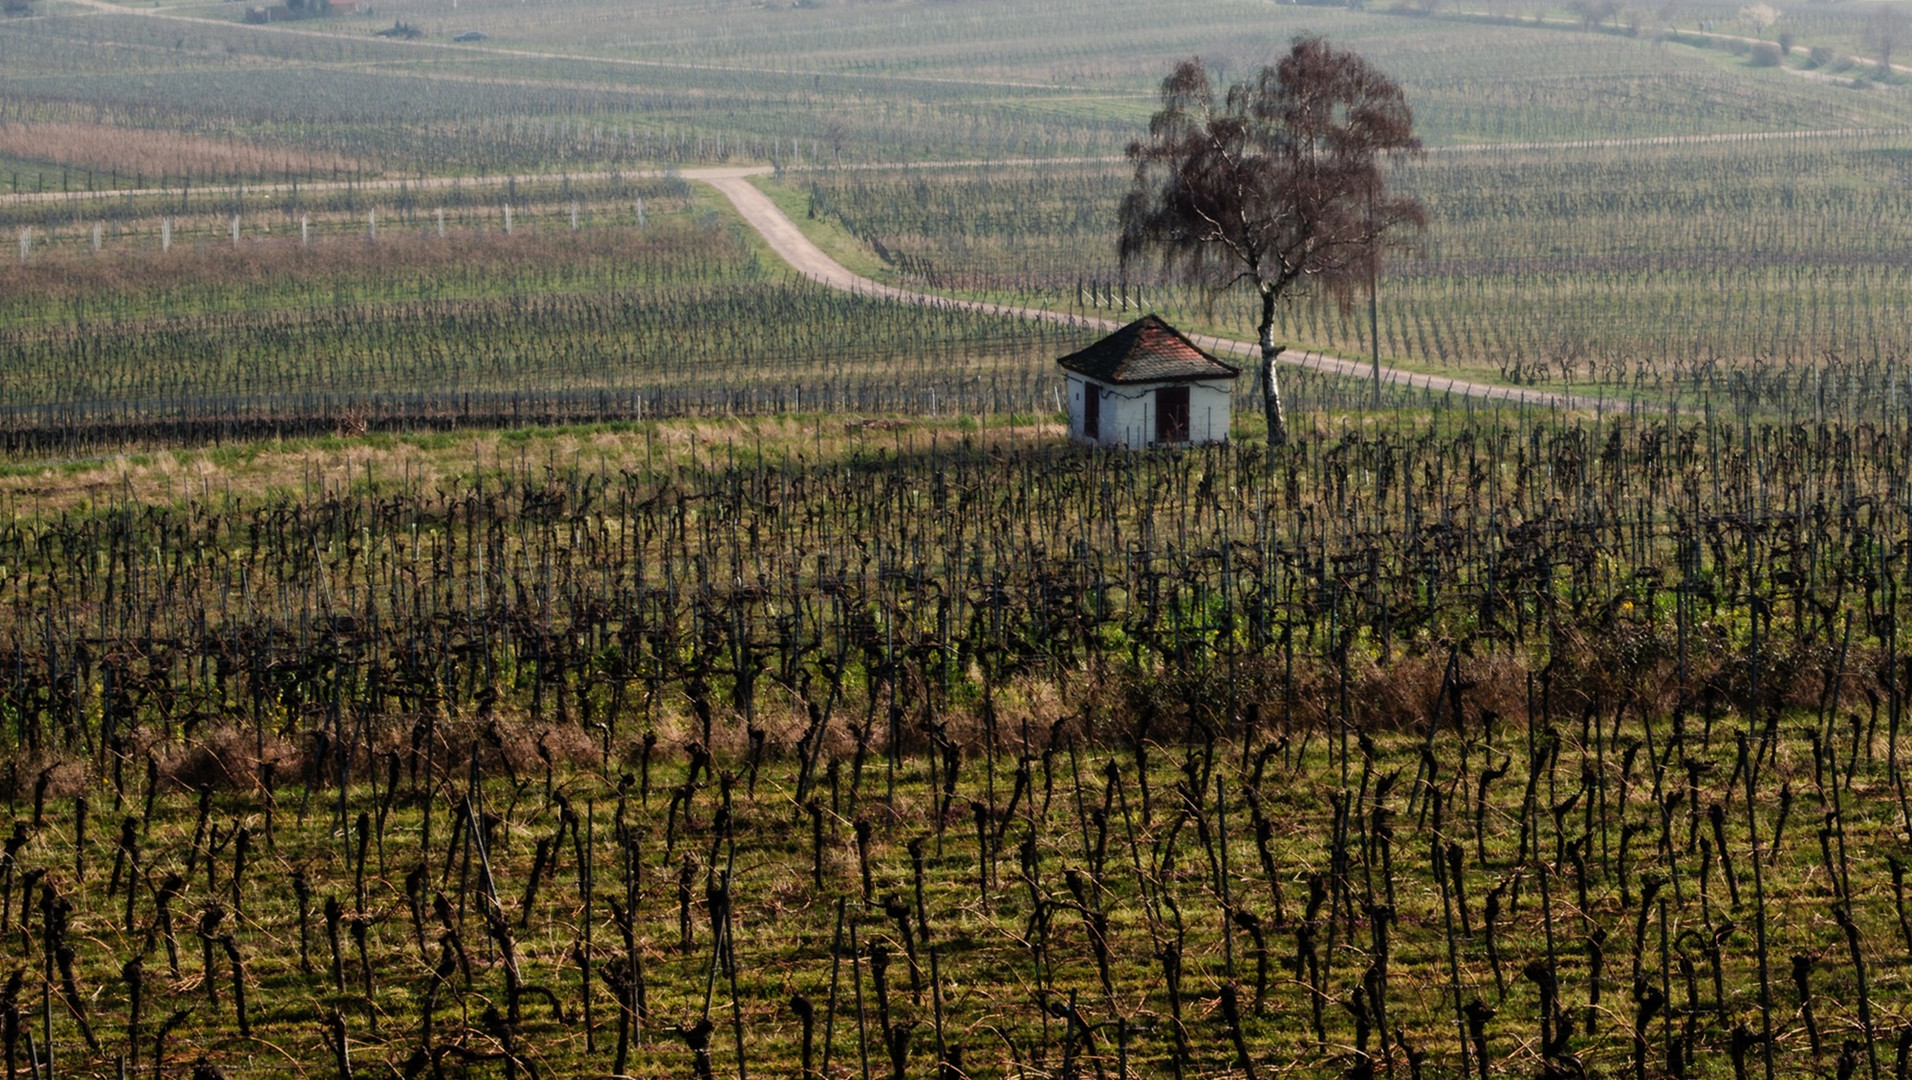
[{"xmin": 1120, "ymin": 38, "xmax": 1426, "ymax": 449}]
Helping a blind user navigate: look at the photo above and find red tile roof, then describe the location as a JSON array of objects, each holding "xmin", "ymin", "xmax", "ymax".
[{"xmin": 1056, "ymin": 315, "xmax": 1241, "ymax": 385}]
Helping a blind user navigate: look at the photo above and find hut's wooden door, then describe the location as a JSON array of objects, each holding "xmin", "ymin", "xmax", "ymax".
[
  {"xmin": 1155, "ymin": 385, "xmax": 1189, "ymax": 443},
  {"xmin": 1084, "ymin": 384, "xmax": 1100, "ymax": 439}
]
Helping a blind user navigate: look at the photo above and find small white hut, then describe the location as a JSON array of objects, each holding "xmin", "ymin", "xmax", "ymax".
[{"xmin": 1057, "ymin": 315, "xmax": 1238, "ymax": 448}]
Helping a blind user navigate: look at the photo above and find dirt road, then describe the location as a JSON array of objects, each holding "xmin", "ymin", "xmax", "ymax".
[{"xmin": 701, "ymin": 175, "xmax": 1621, "ymax": 411}]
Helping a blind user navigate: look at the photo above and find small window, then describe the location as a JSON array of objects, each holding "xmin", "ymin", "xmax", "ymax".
[{"xmin": 1083, "ymin": 383, "xmax": 1100, "ymax": 440}]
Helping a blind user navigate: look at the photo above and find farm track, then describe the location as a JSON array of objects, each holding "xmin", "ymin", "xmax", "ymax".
[
  {"xmin": 1321, "ymin": 2, "xmax": 1912, "ymax": 79},
  {"xmin": 1432, "ymin": 125, "xmax": 1907, "ymax": 154},
  {"xmin": 696, "ymin": 174, "xmax": 1626, "ymax": 411}
]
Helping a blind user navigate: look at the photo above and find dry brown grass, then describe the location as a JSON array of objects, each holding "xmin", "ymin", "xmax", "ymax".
[
  {"xmin": 0, "ymin": 120, "xmax": 358, "ymax": 181},
  {"xmin": 160, "ymin": 725, "xmax": 300, "ymax": 792},
  {"xmin": 0, "ymin": 757, "xmax": 89, "ymax": 803},
  {"xmin": 156, "ymin": 714, "xmax": 608, "ymax": 795},
  {"xmin": 399, "ymin": 713, "xmax": 602, "ymax": 784}
]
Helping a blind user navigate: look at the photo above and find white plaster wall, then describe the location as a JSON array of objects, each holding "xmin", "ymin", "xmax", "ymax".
[
  {"xmin": 1188, "ymin": 381, "xmax": 1232, "ymax": 445},
  {"xmin": 1064, "ymin": 376, "xmax": 1233, "ymax": 447},
  {"xmin": 1066, "ymin": 374, "xmax": 1109, "ymax": 445},
  {"xmin": 1110, "ymin": 388, "xmax": 1150, "ymax": 449}
]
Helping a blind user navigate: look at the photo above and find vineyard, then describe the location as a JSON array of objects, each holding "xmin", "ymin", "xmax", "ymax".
[
  {"xmin": 0, "ymin": 185, "xmax": 1118, "ymax": 452},
  {"xmin": 6, "ymin": 0, "xmax": 1912, "ymax": 1076},
  {"xmin": 2, "ymin": 0, "xmax": 1910, "ymax": 185},
  {"xmin": 0, "ymin": 0, "xmax": 1907, "ymax": 429},
  {"xmin": 796, "ymin": 129, "xmax": 1912, "ymax": 403},
  {"xmin": 2, "ymin": 409, "xmax": 1912, "ymax": 1077}
]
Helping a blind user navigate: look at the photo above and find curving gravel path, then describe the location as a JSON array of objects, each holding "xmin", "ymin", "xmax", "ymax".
[{"xmin": 701, "ymin": 174, "xmax": 1624, "ymax": 411}]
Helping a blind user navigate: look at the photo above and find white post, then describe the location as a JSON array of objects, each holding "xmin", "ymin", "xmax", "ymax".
[
  {"xmin": 92, "ymin": 223, "xmax": 102, "ymax": 254},
  {"xmin": 635, "ymin": 198, "xmax": 645, "ymax": 227},
  {"xmin": 570, "ymin": 201, "xmax": 579, "ymax": 229},
  {"xmin": 231, "ymin": 215, "xmax": 240, "ymax": 247},
  {"xmin": 503, "ymin": 204, "xmax": 513, "ymax": 235},
  {"xmin": 162, "ymin": 218, "xmax": 172, "ymax": 252},
  {"xmin": 301, "ymin": 214, "xmax": 309, "ymax": 246},
  {"xmin": 17, "ymin": 228, "xmax": 27, "ymax": 264},
  {"xmin": 437, "ymin": 208, "xmax": 445, "ymax": 238},
  {"xmin": 368, "ymin": 209, "xmax": 376, "ymax": 242}
]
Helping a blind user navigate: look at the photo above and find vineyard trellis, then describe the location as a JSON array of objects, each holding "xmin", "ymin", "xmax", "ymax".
[
  {"xmin": 0, "ymin": 409, "xmax": 1907, "ymax": 1074},
  {"xmin": 4, "ymin": 0, "xmax": 1912, "ymax": 1075},
  {"xmin": 802, "ymin": 130, "xmax": 1912, "ymax": 404}
]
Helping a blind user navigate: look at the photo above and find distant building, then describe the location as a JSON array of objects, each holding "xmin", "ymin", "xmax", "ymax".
[
  {"xmin": 244, "ymin": 0, "xmax": 357, "ymax": 21},
  {"xmin": 1057, "ymin": 314, "xmax": 1238, "ymax": 448}
]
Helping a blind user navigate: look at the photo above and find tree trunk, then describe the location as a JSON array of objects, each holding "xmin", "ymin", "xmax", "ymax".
[{"xmin": 1259, "ymin": 290, "xmax": 1288, "ymax": 454}]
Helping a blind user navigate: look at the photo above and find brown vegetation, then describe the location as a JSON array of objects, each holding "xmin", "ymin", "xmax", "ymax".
[
  {"xmin": 0, "ymin": 219, "xmax": 715, "ymax": 316},
  {"xmin": 160, "ymin": 726, "xmax": 299, "ymax": 792},
  {"xmin": 157, "ymin": 714, "xmax": 601, "ymax": 794},
  {"xmin": 0, "ymin": 120, "xmax": 358, "ymax": 182}
]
